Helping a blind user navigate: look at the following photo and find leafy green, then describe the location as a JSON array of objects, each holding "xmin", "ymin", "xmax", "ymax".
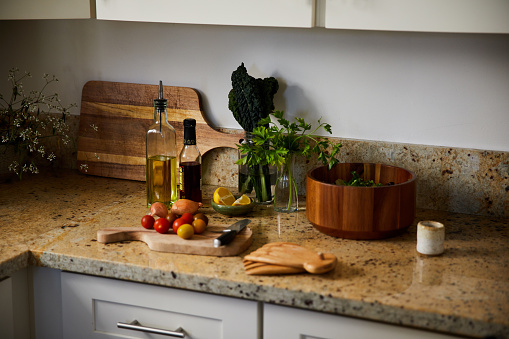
[
  {"xmin": 335, "ymin": 171, "xmax": 383, "ymax": 187},
  {"xmin": 228, "ymin": 63, "xmax": 279, "ymax": 132},
  {"xmin": 236, "ymin": 110, "xmax": 342, "ymax": 171}
]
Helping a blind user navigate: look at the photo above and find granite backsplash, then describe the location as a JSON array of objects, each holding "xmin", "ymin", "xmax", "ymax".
[
  {"xmin": 3, "ymin": 114, "xmax": 507, "ymax": 218},
  {"xmin": 205, "ymin": 130, "xmax": 509, "ymax": 219}
]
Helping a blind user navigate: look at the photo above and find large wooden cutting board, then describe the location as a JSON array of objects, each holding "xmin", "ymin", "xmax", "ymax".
[
  {"xmin": 78, "ymin": 81, "xmax": 242, "ymax": 181},
  {"xmin": 97, "ymin": 226, "xmax": 253, "ymax": 256}
]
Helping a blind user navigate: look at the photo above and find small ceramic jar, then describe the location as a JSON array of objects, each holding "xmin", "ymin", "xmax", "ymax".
[{"xmin": 416, "ymin": 221, "xmax": 445, "ymax": 255}]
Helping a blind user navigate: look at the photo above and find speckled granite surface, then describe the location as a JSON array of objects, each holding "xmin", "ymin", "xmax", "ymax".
[{"xmin": 1, "ymin": 170, "xmax": 507, "ymax": 338}]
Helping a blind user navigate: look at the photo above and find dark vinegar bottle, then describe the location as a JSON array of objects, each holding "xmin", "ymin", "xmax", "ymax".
[{"xmin": 179, "ymin": 118, "xmax": 202, "ymax": 202}]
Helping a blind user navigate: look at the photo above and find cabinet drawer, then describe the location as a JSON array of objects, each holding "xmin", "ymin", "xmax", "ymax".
[
  {"xmin": 264, "ymin": 303, "xmax": 463, "ymax": 339},
  {"xmin": 62, "ymin": 272, "xmax": 259, "ymax": 339}
]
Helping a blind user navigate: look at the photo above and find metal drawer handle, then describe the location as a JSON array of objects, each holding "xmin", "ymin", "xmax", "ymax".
[{"xmin": 117, "ymin": 320, "xmax": 185, "ymax": 338}]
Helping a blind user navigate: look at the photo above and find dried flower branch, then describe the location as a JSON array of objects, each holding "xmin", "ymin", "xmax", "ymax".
[{"xmin": 0, "ymin": 68, "xmax": 76, "ymax": 179}]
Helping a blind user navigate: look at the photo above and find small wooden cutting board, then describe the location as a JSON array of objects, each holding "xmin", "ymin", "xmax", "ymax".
[{"xmin": 97, "ymin": 226, "xmax": 252, "ymax": 256}]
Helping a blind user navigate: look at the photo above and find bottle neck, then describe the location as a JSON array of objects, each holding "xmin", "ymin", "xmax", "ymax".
[
  {"xmin": 183, "ymin": 126, "xmax": 196, "ymax": 145},
  {"xmin": 153, "ymin": 99, "xmax": 167, "ymax": 124}
]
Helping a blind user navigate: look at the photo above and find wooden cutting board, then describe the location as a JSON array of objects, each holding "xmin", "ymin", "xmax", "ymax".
[
  {"xmin": 97, "ymin": 226, "xmax": 253, "ymax": 256},
  {"xmin": 78, "ymin": 80, "xmax": 242, "ymax": 181}
]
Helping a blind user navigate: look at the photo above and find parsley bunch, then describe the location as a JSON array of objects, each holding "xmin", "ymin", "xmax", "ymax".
[{"xmin": 236, "ymin": 110, "xmax": 342, "ymax": 170}]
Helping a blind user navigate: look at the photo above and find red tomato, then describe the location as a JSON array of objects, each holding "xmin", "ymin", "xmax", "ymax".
[
  {"xmin": 141, "ymin": 215, "xmax": 155, "ymax": 229},
  {"xmin": 154, "ymin": 218, "xmax": 171, "ymax": 234},
  {"xmin": 180, "ymin": 212, "xmax": 194, "ymax": 224},
  {"xmin": 172, "ymin": 217, "xmax": 187, "ymax": 233}
]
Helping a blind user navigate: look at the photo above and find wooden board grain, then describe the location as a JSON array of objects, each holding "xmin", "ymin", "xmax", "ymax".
[
  {"xmin": 97, "ymin": 226, "xmax": 253, "ymax": 257},
  {"xmin": 78, "ymin": 80, "xmax": 242, "ymax": 181}
]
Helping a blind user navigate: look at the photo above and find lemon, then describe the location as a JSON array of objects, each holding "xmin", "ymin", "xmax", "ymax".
[
  {"xmin": 233, "ymin": 194, "xmax": 251, "ymax": 206},
  {"xmin": 213, "ymin": 187, "xmax": 236, "ymax": 206}
]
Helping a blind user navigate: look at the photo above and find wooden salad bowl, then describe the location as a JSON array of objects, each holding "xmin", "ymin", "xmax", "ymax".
[{"xmin": 306, "ymin": 163, "xmax": 416, "ymax": 240}]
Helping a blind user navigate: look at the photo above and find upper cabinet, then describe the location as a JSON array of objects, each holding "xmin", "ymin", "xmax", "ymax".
[
  {"xmin": 0, "ymin": 0, "xmax": 95, "ymax": 20},
  {"xmin": 324, "ymin": 0, "xmax": 509, "ymax": 34},
  {"xmin": 95, "ymin": 0, "xmax": 315, "ymax": 28},
  {"xmin": 4, "ymin": 0, "xmax": 506, "ymax": 33}
]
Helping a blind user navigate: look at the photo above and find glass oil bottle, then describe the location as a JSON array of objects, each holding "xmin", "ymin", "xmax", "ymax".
[{"xmin": 146, "ymin": 81, "xmax": 178, "ymax": 207}]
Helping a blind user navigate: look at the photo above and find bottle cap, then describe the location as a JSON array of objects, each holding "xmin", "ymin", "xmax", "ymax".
[{"xmin": 184, "ymin": 118, "xmax": 196, "ymax": 127}]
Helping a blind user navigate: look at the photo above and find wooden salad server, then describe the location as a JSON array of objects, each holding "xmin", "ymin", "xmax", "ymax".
[{"xmin": 243, "ymin": 242, "xmax": 337, "ymax": 275}]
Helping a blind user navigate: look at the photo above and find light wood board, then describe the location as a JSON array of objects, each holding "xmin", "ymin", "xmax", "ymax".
[{"xmin": 97, "ymin": 226, "xmax": 253, "ymax": 257}]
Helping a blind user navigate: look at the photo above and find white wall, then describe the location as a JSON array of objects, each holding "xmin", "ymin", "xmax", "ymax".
[{"xmin": 1, "ymin": 19, "xmax": 508, "ymax": 151}]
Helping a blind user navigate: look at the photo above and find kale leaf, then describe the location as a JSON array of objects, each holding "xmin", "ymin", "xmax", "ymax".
[{"xmin": 228, "ymin": 63, "xmax": 279, "ymax": 132}]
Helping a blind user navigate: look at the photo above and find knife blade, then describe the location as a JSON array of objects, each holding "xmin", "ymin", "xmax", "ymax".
[{"xmin": 213, "ymin": 219, "xmax": 251, "ymax": 248}]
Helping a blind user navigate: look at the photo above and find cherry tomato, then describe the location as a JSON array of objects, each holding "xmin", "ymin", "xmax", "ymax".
[
  {"xmin": 192, "ymin": 218, "xmax": 207, "ymax": 234},
  {"xmin": 193, "ymin": 213, "xmax": 208, "ymax": 226},
  {"xmin": 154, "ymin": 218, "xmax": 171, "ymax": 234},
  {"xmin": 180, "ymin": 212, "xmax": 194, "ymax": 224},
  {"xmin": 172, "ymin": 217, "xmax": 187, "ymax": 233},
  {"xmin": 141, "ymin": 215, "xmax": 155, "ymax": 229},
  {"xmin": 165, "ymin": 212, "xmax": 178, "ymax": 224},
  {"xmin": 177, "ymin": 223, "xmax": 194, "ymax": 239}
]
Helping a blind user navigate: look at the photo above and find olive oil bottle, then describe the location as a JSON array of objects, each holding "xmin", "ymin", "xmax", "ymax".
[{"xmin": 146, "ymin": 81, "xmax": 177, "ymax": 207}]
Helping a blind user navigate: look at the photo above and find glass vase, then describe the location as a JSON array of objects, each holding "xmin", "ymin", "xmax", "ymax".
[
  {"xmin": 274, "ymin": 155, "xmax": 298, "ymax": 213},
  {"xmin": 238, "ymin": 132, "xmax": 276, "ymax": 204}
]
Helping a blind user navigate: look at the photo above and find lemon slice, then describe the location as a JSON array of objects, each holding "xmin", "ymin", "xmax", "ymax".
[
  {"xmin": 233, "ymin": 194, "xmax": 251, "ymax": 206},
  {"xmin": 213, "ymin": 187, "xmax": 236, "ymax": 206}
]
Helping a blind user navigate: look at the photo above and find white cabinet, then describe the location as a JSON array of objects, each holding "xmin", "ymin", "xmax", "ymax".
[
  {"xmin": 96, "ymin": 0, "xmax": 315, "ymax": 28},
  {"xmin": 324, "ymin": 0, "xmax": 509, "ymax": 33},
  {"xmin": 263, "ymin": 303, "xmax": 463, "ymax": 339},
  {"xmin": 0, "ymin": 0, "xmax": 94, "ymax": 20},
  {"xmin": 61, "ymin": 272, "xmax": 260, "ymax": 339},
  {"xmin": 0, "ymin": 269, "xmax": 30, "ymax": 339}
]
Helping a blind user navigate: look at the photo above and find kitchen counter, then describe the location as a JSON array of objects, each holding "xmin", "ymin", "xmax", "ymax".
[{"xmin": 1, "ymin": 170, "xmax": 508, "ymax": 338}]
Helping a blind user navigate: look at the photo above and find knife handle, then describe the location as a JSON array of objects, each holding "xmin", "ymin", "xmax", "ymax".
[{"xmin": 213, "ymin": 230, "xmax": 237, "ymax": 248}]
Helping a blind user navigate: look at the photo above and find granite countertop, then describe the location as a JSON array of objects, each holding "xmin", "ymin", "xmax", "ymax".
[{"xmin": 0, "ymin": 170, "xmax": 508, "ymax": 338}]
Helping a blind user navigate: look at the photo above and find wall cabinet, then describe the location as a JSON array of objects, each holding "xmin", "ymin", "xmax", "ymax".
[
  {"xmin": 0, "ymin": 0, "xmax": 94, "ymax": 20},
  {"xmin": 324, "ymin": 0, "xmax": 509, "ymax": 33},
  {"xmin": 95, "ymin": 0, "xmax": 315, "ymax": 28},
  {"xmin": 1, "ymin": 0, "xmax": 508, "ymax": 33}
]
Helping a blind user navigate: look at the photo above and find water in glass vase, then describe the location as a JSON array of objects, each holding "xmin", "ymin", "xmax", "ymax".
[
  {"xmin": 238, "ymin": 166, "xmax": 277, "ymax": 204},
  {"xmin": 146, "ymin": 155, "xmax": 177, "ymax": 206}
]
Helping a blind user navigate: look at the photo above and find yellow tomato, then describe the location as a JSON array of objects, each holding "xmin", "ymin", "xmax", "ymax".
[{"xmin": 177, "ymin": 223, "xmax": 194, "ymax": 239}]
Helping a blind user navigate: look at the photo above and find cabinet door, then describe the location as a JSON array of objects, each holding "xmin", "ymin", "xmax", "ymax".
[
  {"xmin": 96, "ymin": 0, "xmax": 314, "ymax": 28},
  {"xmin": 0, "ymin": 269, "xmax": 30, "ymax": 339},
  {"xmin": 0, "ymin": 0, "xmax": 93, "ymax": 20},
  {"xmin": 325, "ymin": 0, "xmax": 509, "ymax": 33},
  {"xmin": 264, "ymin": 303, "xmax": 463, "ymax": 339},
  {"xmin": 62, "ymin": 272, "xmax": 260, "ymax": 339}
]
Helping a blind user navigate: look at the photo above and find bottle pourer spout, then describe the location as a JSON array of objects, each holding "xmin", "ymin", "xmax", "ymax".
[{"xmin": 158, "ymin": 80, "xmax": 163, "ymax": 99}]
